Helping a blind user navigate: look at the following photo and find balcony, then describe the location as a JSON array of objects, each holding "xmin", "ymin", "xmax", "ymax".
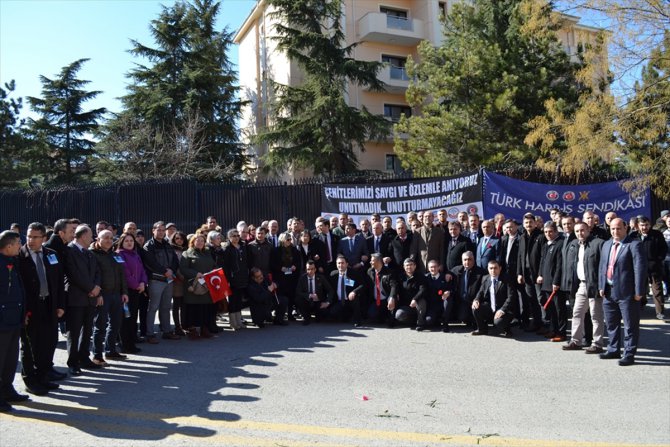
[
  {"xmin": 357, "ymin": 12, "xmax": 425, "ymax": 46},
  {"xmin": 376, "ymin": 65, "xmax": 411, "ymax": 93}
]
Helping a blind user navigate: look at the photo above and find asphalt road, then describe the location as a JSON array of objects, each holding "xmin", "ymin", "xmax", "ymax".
[{"xmin": 0, "ymin": 306, "xmax": 668, "ymax": 447}]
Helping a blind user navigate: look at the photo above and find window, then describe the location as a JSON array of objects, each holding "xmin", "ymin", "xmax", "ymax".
[
  {"xmin": 380, "ymin": 6, "xmax": 412, "ymax": 31},
  {"xmin": 438, "ymin": 2, "xmax": 448, "ymax": 18},
  {"xmin": 385, "ymin": 154, "xmax": 399, "ymax": 172},
  {"xmin": 381, "ymin": 55, "xmax": 409, "ymax": 80},
  {"xmin": 384, "ymin": 104, "xmax": 412, "ymax": 122}
]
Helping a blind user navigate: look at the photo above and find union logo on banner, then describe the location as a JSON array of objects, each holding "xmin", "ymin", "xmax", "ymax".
[
  {"xmin": 546, "ymin": 190, "xmax": 559, "ymax": 201},
  {"xmin": 467, "ymin": 204, "xmax": 479, "ymax": 215},
  {"xmin": 579, "ymin": 191, "xmax": 590, "ymax": 200},
  {"xmin": 563, "ymin": 191, "xmax": 576, "ymax": 201},
  {"xmin": 448, "ymin": 207, "xmax": 459, "ymax": 219}
]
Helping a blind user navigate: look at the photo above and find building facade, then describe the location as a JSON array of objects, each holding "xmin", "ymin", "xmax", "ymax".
[{"xmin": 234, "ymin": 0, "xmax": 603, "ymax": 180}]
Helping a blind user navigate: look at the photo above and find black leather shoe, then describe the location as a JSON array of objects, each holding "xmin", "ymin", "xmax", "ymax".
[
  {"xmin": 105, "ymin": 352, "xmax": 128, "ymax": 360},
  {"xmin": 25, "ymin": 383, "xmax": 49, "ymax": 396},
  {"xmin": 353, "ymin": 322, "xmax": 362, "ymax": 328},
  {"xmin": 120, "ymin": 347, "xmax": 141, "ymax": 354},
  {"xmin": 41, "ymin": 381, "xmax": 60, "ymax": 390},
  {"xmin": 618, "ymin": 357, "xmax": 635, "ymax": 366},
  {"xmin": 415, "ymin": 325, "xmax": 426, "ymax": 332},
  {"xmin": 600, "ymin": 351, "xmax": 622, "ymax": 360},
  {"xmin": 81, "ymin": 359, "xmax": 102, "ymax": 369},
  {"xmin": 471, "ymin": 330, "xmax": 488, "ymax": 336},
  {"xmin": 48, "ymin": 368, "xmax": 68, "ymax": 381},
  {"xmin": 442, "ymin": 325, "xmax": 451, "ymax": 333},
  {"xmin": 4, "ymin": 389, "xmax": 30, "ymax": 402},
  {"xmin": 68, "ymin": 367, "xmax": 83, "ymax": 376},
  {"xmin": 0, "ymin": 400, "xmax": 11, "ymax": 412}
]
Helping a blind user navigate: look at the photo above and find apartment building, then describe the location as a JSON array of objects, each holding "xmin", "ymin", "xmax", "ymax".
[{"xmin": 234, "ymin": 0, "xmax": 603, "ymax": 180}]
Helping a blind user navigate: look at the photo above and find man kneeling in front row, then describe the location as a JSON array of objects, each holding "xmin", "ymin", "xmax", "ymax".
[{"xmin": 471, "ymin": 260, "xmax": 517, "ymax": 337}]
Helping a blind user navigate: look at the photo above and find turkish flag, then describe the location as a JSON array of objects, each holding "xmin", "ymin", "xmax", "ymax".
[{"xmin": 203, "ymin": 268, "xmax": 232, "ymax": 303}]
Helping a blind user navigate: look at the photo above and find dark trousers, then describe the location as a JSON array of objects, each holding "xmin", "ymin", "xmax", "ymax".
[
  {"xmin": 520, "ymin": 276, "xmax": 543, "ymax": 327},
  {"xmin": 556, "ymin": 291, "xmax": 570, "ymax": 336},
  {"xmin": 649, "ymin": 272, "xmax": 665, "ymax": 314},
  {"xmin": 603, "ymin": 296, "xmax": 640, "ymax": 360},
  {"xmin": 329, "ymin": 298, "xmax": 362, "ymax": 324},
  {"xmin": 472, "ymin": 305, "xmax": 514, "ymax": 333},
  {"xmin": 66, "ymin": 305, "xmax": 96, "ymax": 367},
  {"xmin": 20, "ymin": 305, "xmax": 57, "ymax": 384},
  {"xmin": 121, "ymin": 289, "xmax": 140, "ymax": 351},
  {"xmin": 366, "ymin": 301, "xmax": 392, "ymax": 325},
  {"xmin": 94, "ymin": 292, "xmax": 123, "ymax": 356},
  {"xmin": 297, "ymin": 299, "xmax": 330, "ymax": 323},
  {"xmin": 0, "ymin": 328, "xmax": 21, "ymax": 394},
  {"xmin": 425, "ymin": 298, "xmax": 453, "ymax": 327},
  {"xmin": 540, "ymin": 290, "xmax": 559, "ymax": 333},
  {"xmin": 138, "ymin": 292, "xmax": 149, "ymax": 336},
  {"xmin": 172, "ymin": 296, "xmax": 185, "ymax": 329},
  {"xmin": 455, "ymin": 297, "xmax": 475, "ymax": 325},
  {"xmin": 228, "ymin": 287, "xmax": 245, "ymax": 313},
  {"xmin": 251, "ymin": 294, "xmax": 287, "ymax": 323}
]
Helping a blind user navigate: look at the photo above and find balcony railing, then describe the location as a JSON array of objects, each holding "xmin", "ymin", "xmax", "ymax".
[
  {"xmin": 389, "ymin": 66, "xmax": 410, "ymax": 81},
  {"xmin": 386, "ymin": 15, "xmax": 413, "ymax": 31}
]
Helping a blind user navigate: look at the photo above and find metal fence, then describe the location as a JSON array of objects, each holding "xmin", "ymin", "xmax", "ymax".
[{"xmin": 1, "ymin": 168, "xmax": 668, "ymax": 234}]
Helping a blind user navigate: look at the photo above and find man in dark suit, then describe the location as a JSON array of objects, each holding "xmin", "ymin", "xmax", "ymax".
[
  {"xmin": 366, "ymin": 222, "xmax": 391, "ymax": 264},
  {"xmin": 498, "ymin": 219, "xmax": 522, "ymax": 326},
  {"xmin": 537, "ymin": 222, "xmax": 564, "ymax": 341},
  {"xmin": 562, "ymin": 222, "xmax": 605, "ymax": 352},
  {"xmin": 449, "ymin": 251, "xmax": 486, "ymax": 329},
  {"xmin": 466, "ymin": 214, "xmax": 484, "ymax": 246},
  {"xmin": 382, "ymin": 216, "xmax": 397, "ymax": 238},
  {"xmin": 411, "ymin": 212, "xmax": 445, "ymax": 275},
  {"xmin": 475, "ymin": 219, "xmax": 499, "ymax": 270},
  {"xmin": 337, "ymin": 223, "xmax": 369, "ymax": 271},
  {"xmin": 599, "ymin": 218, "xmax": 648, "ymax": 366},
  {"xmin": 445, "ymin": 221, "xmax": 475, "ymax": 271},
  {"xmin": 471, "ymin": 260, "xmax": 516, "ymax": 336},
  {"xmin": 17, "ymin": 222, "xmax": 66, "ymax": 395},
  {"xmin": 557, "ymin": 216, "xmax": 577, "ymax": 341},
  {"xmin": 389, "ymin": 221, "xmax": 413, "ymax": 275},
  {"xmin": 389, "ymin": 258, "xmax": 427, "ymax": 330},
  {"xmin": 631, "ymin": 216, "xmax": 667, "ymax": 320},
  {"xmin": 295, "ymin": 260, "xmax": 333, "ymax": 325},
  {"xmin": 247, "ymin": 267, "xmax": 288, "ymax": 327},
  {"xmin": 516, "ymin": 213, "xmax": 543, "ymax": 332},
  {"xmin": 314, "ymin": 217, "xmax": 339, "ymax": 274},
  {"xmin": 425, "ymin": 259, "xmax": 450, "ymax": 331},
  {"xmin": 366, "ymin": 253, "xmax": 397, "ymax": 326},
  {"xmin": 65, "ymin": 225, "xmax": 102, "ymax": 376},
  {"xmin": 327, "ymin": 256, "xmax": 364, "ymax": 327}
]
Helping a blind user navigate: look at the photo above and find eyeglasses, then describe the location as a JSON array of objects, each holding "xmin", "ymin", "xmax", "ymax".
[{"xmin": 231, "ymin": 234, "xmax": 240, "ymax": 238}]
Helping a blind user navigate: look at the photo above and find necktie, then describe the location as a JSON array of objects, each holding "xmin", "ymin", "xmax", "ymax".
[
  {"xmin": 607, "ymin": 242, "xmax": 619, "ymax": 282},
  {"xmin": 490, "ymin": 278, "xmax": 497, "ymax": 312},
  {"xmin": 375, "ymin": 271, "xmax": 381, "ymax": 306},
  {"xmin": 349, "ymin": 238, "xmax": 353, "ymax": 253},
  {"xmin": 340, "ymin": 275, "xmax": 346, "ymax": 301},
  {"xmin": 375, "ymin": 237, "xmax": 380, "ymax": 253},
  {"xmin": 309, "ymin": 277, "xmax": 314, "ymax": 295},
  {"xmin": 481, "ymin": 238, "xmax": 488, "ymax": 253},
  {"xmin": 34, "ymin": 251, "xmax": 49, "ymax": 297},
  {"xmin": 463, "ymin": 269, "xmax": 469, "ymax": 299},
  {"xmin": 326, "ymin": 234, "xmax": 332, "ymax": 262},
  {"xmin": 452, "ymin": 238, "xmax": 457, "ymax": 248}
]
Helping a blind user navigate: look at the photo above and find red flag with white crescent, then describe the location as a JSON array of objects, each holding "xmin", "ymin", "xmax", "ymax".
[{"xmin": 203, "ymin": 268, "xmax": 232, "ymax": 303}]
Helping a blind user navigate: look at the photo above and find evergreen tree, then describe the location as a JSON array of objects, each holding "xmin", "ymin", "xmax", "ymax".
[
  {"xmin": 103, "ymin": 0, "xmax": 245, "ymax": 181},
  {"xmin": 394, "ymin": 0, "xmax": 583, "ymax": 175},
  {"xmin": 252, "ymin": 0, "xmax": 390, "ymax": 175},
  {"xmin": 27, "ymin": 59, "xmax": 106, "ymax": 184},
  {"xmin": 0, "ymin": 80, "xmax": 36, "ymax": 187}
]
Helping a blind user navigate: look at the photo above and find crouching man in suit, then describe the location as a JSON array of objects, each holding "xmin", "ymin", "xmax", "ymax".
[{"xmin": 471, "ymin": 260, "xmax": 517, "ymax": 337}]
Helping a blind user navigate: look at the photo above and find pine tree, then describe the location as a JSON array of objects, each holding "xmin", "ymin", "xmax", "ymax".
[
  {"xmin": 252, "ymin": 0, "xmax": 390, "ymax": 175},
  {"xmin": 27, "ymin": 59, "xmax": 106, "ymax": 184},
  {"xmin": 104, "ymin": 0, "xmax": 246, "ymax": 181},
  {"xmin": 0, "ymin": 80, "xmax": 34, "ymax": 187},
  {"xmin": 394, "ymin": 0, "xmax": 583, "ymax": 175}
]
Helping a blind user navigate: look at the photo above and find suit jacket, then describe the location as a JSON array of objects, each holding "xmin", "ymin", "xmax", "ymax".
[
  {"xmin": 366, "ymin": 266, "xmax": 397, "ymax": 302},
  {"xmin": 65, "ymin": 243, "xmax": 101, "ymax": 307},
  {"xmin": 598, "ymin": 237, "xmax": 647, "ymax": 300},
  {"xmin": 631, "ymin": 230, "xmax": 667, "ymax": 275},
  {"xmin": 475, "ymin": 274, "xmax": 517, "ymax": 315},
  {"xmin": 366, "ymin": 233, "xmax": 392, "ymax": 259},
  {"xmin": 315, "ymin": 231, "xmax": 339, "ymax": 266},
  {"xmin": 450, "ymin": 265, "xmax": 486, "ymax": 303},
  {"xmin": 389, "ymin": 232, "xmax": 413, "ymax": 272},
  {"xmin": 445, "ymin": 235, "xmax": 475, "ymax": 270},
  {"xmin": 337, "ymin": 234, "xmax": 369, "ymax": 267},
  {"xmin": 411, "ymin": 225, "xmax": 445, "ymax": 273},
  {"xmin": 18, "ymin": 245, "xmax": 66, "ymax": 316},
  {"xmin": 396, "ymin": 273, "xmax": 426, "ymax": 307},
  {"xmin": 538, "ymin": 237, "xmax": 563, "ymax": 293},
  {"xmin": 296, "ymin": 272, "xmax": 333, "ymax": 303},
  {"xmin": 297, "ymin": 239, "xmax": 327, "ymax": 272},
  {"xmin": 516, "ymin": 228, "xmax": 542, "ymax": 279},
  {"xmin": 328, "ymin": 268, "xmax": 365, "ymax": 303},
  {"xmin": 559, "ymin": 233, "xmax": 577, "ymax": 292},
  {"xmin": 425, "ymin": 273, "xmax": 449, "ymax": 305},
  {"xmin": 498, "ymin": 234, "xmax": 519, "ymax": 277},
  {"xmin": 566, "ymin": 237, "xmax": 604, "ymax": 297},
  {"xmin": 475, "ymin": 236, "xmax": 499, "ymax": 270}
]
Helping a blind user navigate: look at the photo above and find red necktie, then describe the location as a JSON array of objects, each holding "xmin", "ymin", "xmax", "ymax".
[
  {"xmin": 607, "ymin": 242, "xmax": 619, "ymax": 282},
  {"xmin": 375, "ymin": 271, "xmax": 382, "ymax": 306}
]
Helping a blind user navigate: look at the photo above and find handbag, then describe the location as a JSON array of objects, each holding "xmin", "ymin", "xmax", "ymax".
[{"xmin": 188, "ymin": 277, "xmax": 209, "ymax": 296}]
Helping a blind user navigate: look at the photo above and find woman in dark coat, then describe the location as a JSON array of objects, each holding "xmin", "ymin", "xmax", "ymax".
[
  {"xmin": 179, "ymin": 234, "xmax": 217, "ymax": 339},
  {"xmin": 271, "ymin": 233, "xmax": 301, "ymax": 320}
]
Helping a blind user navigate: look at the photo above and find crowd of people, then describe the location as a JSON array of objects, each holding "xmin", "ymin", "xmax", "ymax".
[{"xmin": 0, "ymin": 207, "xmax": 668, "ymax": 412}]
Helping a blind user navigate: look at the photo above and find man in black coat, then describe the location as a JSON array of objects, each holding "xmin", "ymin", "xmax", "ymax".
[
  {"xmin": 366, "ymin": 253, "xmax": 397, "ymax": 326},
  {"xmin": 17, "ymin": 222, "xmax": 66, "ymax": 395},
  {"xmin": 445, "ymin": 221, "xmax": 475, "ymax": 271},
  {"xmin": 425, "ymin": 259, "xmax": 450, "ymax": 331},
  {"xmin": 557, "ymin": 216, "xmax": 577, "ymax": 340},
  {"xmin": 537, "ymin": 222, "xmax": 564, "ymax": 341},
  {"xmin": 516, "ymin": 213, "xmax": 544, "ymax": 331},
  {"xmin": 314, "ymin": 217, "xmax": 339, "ymax": 275},
  {"xmin": 366, "ymin": 222, "xmax": 392, "ymax": 263},
  {"xmin": 449, "ymin": 251, "xmax": 486, "ymax": 329},
  {"xmin": 327, "ymin": 256, "xmax": 364, "ymax": 327},
  {"xmin": 471, "ymin": 260, "xmax": 517, "ymax": 336},
  {"xmin": 247, "ymin": 267, "xmax": 288, "ymax": 327},
  {"xmin": 389, "ymin": 258, "xmax": 427, "ymax": 330},
  {"xmin": 632, "ymin": 216, "xmax": 668, "ymax": 319},
  {"xmin": 65, "ymin": 225, "xmax": 102, "ymax": 376},
  {"xmin": 296, "ymin": 261, "xmax": 334, "ymax": 325},
  {"xmin": 388, "ymin": 221, "xmax": 413, "ymax": 275}
]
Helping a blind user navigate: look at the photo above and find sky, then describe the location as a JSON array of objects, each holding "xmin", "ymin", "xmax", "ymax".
[{"xmin": 0, "ymin": 0, "xmax": 258, "ymax": 119}]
